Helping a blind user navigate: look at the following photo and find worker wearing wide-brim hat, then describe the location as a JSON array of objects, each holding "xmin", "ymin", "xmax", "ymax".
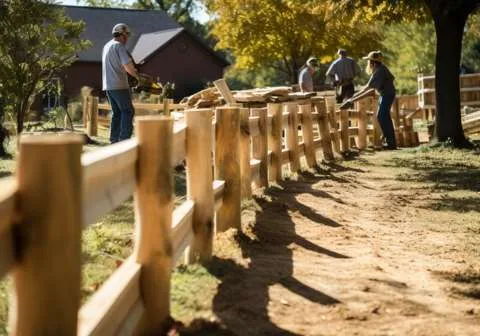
[
  {"xmin": 345, "ymin": 51, "xmax": 397, "ymax": 150},
  {"xmin": 299, "ymin": 57, "xmax": 319, "ymax": 92}
]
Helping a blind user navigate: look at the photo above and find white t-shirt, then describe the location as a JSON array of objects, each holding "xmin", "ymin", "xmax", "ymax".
[
  {"xmin": 102, "ymin": 39, "xmax": 131, "ymax": 91},
  {"xmin": 299, "ymin": 68, "xmax": 313, "ymax": 92}
]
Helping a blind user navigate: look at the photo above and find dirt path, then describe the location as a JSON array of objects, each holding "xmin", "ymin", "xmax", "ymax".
[{"xmin": 197, "ymin": 149, "xmax": 480, "ymax": 336}]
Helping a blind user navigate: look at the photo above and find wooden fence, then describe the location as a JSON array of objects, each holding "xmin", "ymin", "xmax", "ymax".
[
  {"xmin": 418, "ymin": 72, "xmax": 480, "ymax": 109},
  {"xmin": 0, "ymin": 94, "xmax": 418, "ymax": 335},
  {"xmin": 82, "ymin": 97, "xmax": 185, "ymax": 133}
]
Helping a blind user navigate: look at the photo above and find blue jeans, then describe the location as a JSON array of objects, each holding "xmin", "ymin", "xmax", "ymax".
[
  {"xmin": 106, "ymin": 89, "xmax": 134, "ymax": 143},
  {"xmin": 377, "ymin": 93, "xmax": 396, "ymax": 147}
]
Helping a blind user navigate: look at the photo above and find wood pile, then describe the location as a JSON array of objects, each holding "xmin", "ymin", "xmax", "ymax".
[{"xmin": 180, "ymin": 86, "xmax": 318, "ymax": 108}]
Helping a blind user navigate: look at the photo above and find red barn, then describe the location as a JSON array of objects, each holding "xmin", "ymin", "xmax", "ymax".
[{"xmin": 61, "ymin": 5, "xmax": 229, "ymax": 102}]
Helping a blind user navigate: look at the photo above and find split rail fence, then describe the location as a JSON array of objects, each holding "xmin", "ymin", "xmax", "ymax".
[{"xmin": 0, "ymin": 94, "xmax": 418, "ymax": 335}]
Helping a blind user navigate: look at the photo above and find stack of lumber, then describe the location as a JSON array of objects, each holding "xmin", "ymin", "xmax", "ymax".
[
  {"xmin": 181, "ymin": 86, "xmax": 317, "ymax": 108},
  {"xmin": 462, "ymin": 110, "xmax": 480, "ymax": 135}
]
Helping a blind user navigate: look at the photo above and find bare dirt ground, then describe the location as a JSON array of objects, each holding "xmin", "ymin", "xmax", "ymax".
[{"xmin": 175, "ymin": 147, "xmax": 480, "ymax": 336}]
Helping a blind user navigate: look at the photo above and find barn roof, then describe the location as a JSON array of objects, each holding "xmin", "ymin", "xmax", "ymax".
[
  {"xmin": 131, "ymin": 27, "xmax": 184, "ymax": 64},
  {"xmin": 63, "ymin": 5, "xmax": 227, "ymax": 66}
]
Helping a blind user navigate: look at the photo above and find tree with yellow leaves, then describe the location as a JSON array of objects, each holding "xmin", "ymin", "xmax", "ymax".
[{"xmin": 205, "ymin": 0, "xmax": 381, "ymax": 84}]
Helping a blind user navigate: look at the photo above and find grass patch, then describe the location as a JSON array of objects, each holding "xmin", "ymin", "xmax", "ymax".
[
  {"xmin": 171, "ymin": 264, "xmax": 220, "ymax": 323},
  {"xmin": 81, "ymin": 201, "xmax": 135, "ymax": 302}
]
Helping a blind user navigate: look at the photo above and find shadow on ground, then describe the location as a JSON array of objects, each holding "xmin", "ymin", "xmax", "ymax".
[
  {"xmin": 389, "ymin": 156, "xmax": 480, "ymax": 192},
  {"xmin": 199, "ymin": 171, "xmax": 348, "ymax": 335}
]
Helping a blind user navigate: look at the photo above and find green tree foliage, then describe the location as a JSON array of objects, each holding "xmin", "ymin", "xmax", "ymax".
[
  {"xmin": 205, "ymin": 0, "xmax": 381, "ymax": 84},
  {"xmin": 0, "ymin": 0, "xmax": 90, "ymax": 143},
  {"xmin": 381, "ymin": 14, "xmax": 480, "ymax": 94},
  {"xmin": 462, "ymin": 13, "xmax": 480, "ymax": 72},
  {"xmin": 83, "ymin": 0, "xmax": 130, "ymax": 7},
  {"xmin": 329, "ymin": 0, "xmax": 480, "ymax": 147},
  {"xmin": 382, "ymin": 22, "xmax": 436, "ymax": 94},
  {"xmin": 134, "ymin": 1, "xmax": 211, "ymax": 43}
]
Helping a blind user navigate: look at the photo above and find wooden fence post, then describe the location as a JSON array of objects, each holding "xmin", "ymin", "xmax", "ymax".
[
  {"xmin": 391, "ymin": 98, "xmax": 400, "ymax": 146},
  {"xmin": 239, "ymin": 108, "xmax": 252, "ymax": 198},
  {"xmin": 251, "ymin": 107, "xmax": 268, "ymax": 188},
  {"xmin": 284, "ymin": 102, "xmax": 300, "ymax": 172},
  {"xmin": 185, "ymin": 109, "xmax": 214, "ymax": 263},
  {"xmin": 403, "ymin": 112, "xmax": 412, "ymax": 147},
  {"xmin": 215, "ymin": 107, "xmax": 241, "ymax": 232},
  {"xmin": 356, "ymin": 100, "xmax": 368, "ymax": 150},
  {"xmin": 134, "ymin": 116, "xmax": 173, "ymax": 333},
  {"xmin": 299, "ymin": 104, "xmax": 316, "ymax": 168},
  {"xmin": 267, "ymin": 103, "xmax": 282, "ymax": 183},
  {"xmin": 10, "ymin": 134, "xmax": 83, "ymax": 335},
  {"xmin": 312, "ymin": 97, "xmax": 334, "ymax": 161},
  {"xmin": 83, "ymin": 95, "xmax": 89, "ymax": 128},
  {"xmin": 325, "ymin": 97, "xmax": 341, "ymax": 153},
  {"xmin": 340, "ymin": 107, "xmax": 349, "ymax": 152},
  {"xmin": 371, "ymin": 96, "xmax": 383, "ymax": 149},
  {"xmin": 87, "ymin": 96, "xmax": 98, "ymax": 137}
]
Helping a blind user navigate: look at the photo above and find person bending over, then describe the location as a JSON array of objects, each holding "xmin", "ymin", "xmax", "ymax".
[{"xmin": 345, "ymin": 51, "xmax": 397, "ymax": 150}]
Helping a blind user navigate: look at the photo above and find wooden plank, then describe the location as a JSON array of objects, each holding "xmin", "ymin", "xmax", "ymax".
[
  {"xmin": 282, "ymin": 112, "xmax": 289, "ymax": 126},
  {"xmin": 282, "ymin": 149, "xmax": 291, "ymax": 164},
  {"xmin": 171, "ymin": 200, "xmax": 195, "ymax": 263},
  {"xmin": 250, "ymin": 159, "xmax": 261, "ymax": 185},
  {"xmin": 214, "ymin": 79, "xmax": 236, "ymax": 105},
  {"xmin": 248, "ymin": 116, "xmax": 260, "ymax": 137},
  {"xmin": 312, "ymin": 97, "xmax": 334, "ymax": 161},
  {"xmin": 98, "ymin": 102, "xmax": 185, "ymax": 112},
  {"xmin": 185, "ymin": 109, "xmax": 214, "ymax": 263},
  {"xmin": 298, "ymin": 142, "xmax": 305, "ymax": 156},
  {"xmin": 78, "ymin": 256, "xmax": 142, "ymax": 336},
  {"xmin": 340, "ymin": 108, "xmax": 349, "ymax": 152},
  {"xmin": 356, "ymin": 99, "xmax": 368, "ymax": 150},
  {"xmin": 173, "ymin": 123, "xmax": 187, "ymax": 167},
  {"xmin": 372, "ymin": 96, "xmax": 383, "ymax": 148},
  {"xmin": 299, "ymin": 104, "xmax": 316, "ymax": 168},
  {"xmin": 11, "ymin": 135, "xmax": 83, "ymax": 335},
  {"xmin": 115, "ymin": 299, "xmax": 144, "ymax": 336},
  {"xmin": 285, "ymin": 102, "xmax": 300, "ymax": 172},
  {"xmin": 0, "ymin": 227, "xmax": 14, "ymax": 280},
  {"xmin": 215, "ymin": 107, "xmax": 241, "ymax": 232},
  {"xmin": 239, "ymin": 108, "xmax": 252, "ymax": 198},
  {"xmin": 267, "ymin": 103, "xmax": 283, "ymax": 183},
  {"xmin": 82, "ymin": 139, "xmax": 138, "ymax": 227},
  {"xmin": 213, "ymin": 180, "xmax": 225, "ymax": 211},
  {"xmin": 82, "ymin": 139, "xmax": 138, "ymax": 181},
  {"xmin": 87, "ymin": 96, "xmax": 99, "ymax": 137},
  {"xmin": 251, "ymin": 107, "xmax": 268, "ymax": 188},
  {"xmin": 134, "ymin": 116, "xmax": 173, "ymax": 333}
]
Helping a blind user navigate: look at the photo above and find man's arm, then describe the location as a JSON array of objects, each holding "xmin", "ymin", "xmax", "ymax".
[
  {"xmin": 348, "ymin": 86, "xmax": 375, "ymax": 102},
  {"xmin": 123, "ymin": 61, "xmax": 139, "ymax": 80}
]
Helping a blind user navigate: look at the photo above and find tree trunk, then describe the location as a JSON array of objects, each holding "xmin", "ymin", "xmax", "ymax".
[
  {"xmin": 431, "ymin": 10, "xmax": 470, "ymax": 147},
  {"xmin": 16, "ymin": 103, "xmax": 25, "ymax": 135}
]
